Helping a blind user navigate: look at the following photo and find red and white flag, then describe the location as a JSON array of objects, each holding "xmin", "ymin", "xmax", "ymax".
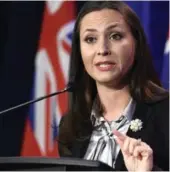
[{"xmin": 21, "ymin": 1, "xmax": 75, "ymax": 157}]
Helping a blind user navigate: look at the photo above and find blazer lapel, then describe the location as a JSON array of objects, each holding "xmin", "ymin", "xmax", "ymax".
[
  {"xmin": 115, "ymin": 102, "xmax": 152, "ymax": 170},
  {"xmin": 71, "ymin": 135, "xmax": 91, "ymax": 158}
]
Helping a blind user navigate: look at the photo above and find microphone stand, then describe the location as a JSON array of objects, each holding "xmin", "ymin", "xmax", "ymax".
[{"xmin": 0, "ymin": 84, "xmax": 72, "ymax": 115}]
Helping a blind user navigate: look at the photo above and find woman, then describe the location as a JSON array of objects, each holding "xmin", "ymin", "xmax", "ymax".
[{"xmin": 58, "ymin": 1, "xmax": 169, "ymax": 171}]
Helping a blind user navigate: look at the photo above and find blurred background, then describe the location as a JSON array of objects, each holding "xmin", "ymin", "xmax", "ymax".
[{"xmin": 0, "ymin": 1, "xmax": 169, "ymax": 157}]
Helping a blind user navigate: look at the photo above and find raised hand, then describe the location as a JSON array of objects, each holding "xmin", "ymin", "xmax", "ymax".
[{"xmin": 113, "ymin": 130, "xmax": 153, "ymax": 172}]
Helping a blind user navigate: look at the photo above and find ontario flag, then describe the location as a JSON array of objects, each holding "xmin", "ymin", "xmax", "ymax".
[
  {"xmin": 161, "ymin": 28, "xmax": 169, "ymax": 90},
  {"xmin": 21, "ymin": 1, "xmax": 75, "ymax": 157}
]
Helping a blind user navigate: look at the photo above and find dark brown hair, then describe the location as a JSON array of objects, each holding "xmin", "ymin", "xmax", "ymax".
[{"xmin": 58, "ymin": 1, "xmax": 168, "ymax": 156}]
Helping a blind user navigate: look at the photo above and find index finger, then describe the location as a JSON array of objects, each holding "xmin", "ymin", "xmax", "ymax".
[{"xmin": 113, "ymin": 129, "xmax": 126, "ymax": 142}]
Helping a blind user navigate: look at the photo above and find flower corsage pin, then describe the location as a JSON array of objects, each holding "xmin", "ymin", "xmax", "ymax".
[{"xmin": 130, "ymin": 119, "xmax": 143, "ymax": 132}]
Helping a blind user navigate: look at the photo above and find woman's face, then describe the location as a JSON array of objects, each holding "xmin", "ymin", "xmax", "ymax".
[{"xmin": 80, "ymin": 9, "xmax": 135, "ymax": 87}]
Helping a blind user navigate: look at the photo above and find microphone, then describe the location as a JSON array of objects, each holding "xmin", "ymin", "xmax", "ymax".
[{"xmin": 0, "ymin": 82, "xmax": 74, "ymax": 115}]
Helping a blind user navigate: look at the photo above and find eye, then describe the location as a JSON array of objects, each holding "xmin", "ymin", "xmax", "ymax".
[
  {"xmin": 110, "ymin": 33, "xmax": 122, "ymax": 40},
  {"xmin": 84, "ymin": 37, "xmax": 97, "ymax": 44}
]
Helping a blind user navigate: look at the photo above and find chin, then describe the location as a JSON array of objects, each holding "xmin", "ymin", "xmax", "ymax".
[
  {"xmin": 95, "ymin": 73, "xmax": 121, "ymax": 85},
  {"xmin": 96, "ymin": 78, "xmax": 116, "ymax": 84}
]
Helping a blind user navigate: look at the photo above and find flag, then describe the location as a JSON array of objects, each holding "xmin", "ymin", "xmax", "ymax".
[
  {"xmin": 21, "ymin": 1, "xmax": 75, "ymax": 157},
  {"xmin": 161, "ymin": 29, "xmax": 169, "ymax": 90}
]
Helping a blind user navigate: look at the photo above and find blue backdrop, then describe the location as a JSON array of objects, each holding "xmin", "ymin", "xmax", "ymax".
[{"xmin": 126, "ymin": 1, "xmax": 169, "ymax": 89}]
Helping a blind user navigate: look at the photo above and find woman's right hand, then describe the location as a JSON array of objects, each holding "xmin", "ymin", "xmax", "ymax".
[{"xmin": 113, "ymin": 130, "xmax": 153, "ymax": 171}]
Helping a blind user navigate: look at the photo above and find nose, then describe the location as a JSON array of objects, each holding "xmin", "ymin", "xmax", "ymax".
[
  {"xmin": 97, "ymin": 50, "xmax": 111, "ymax": 56},
  {"xmin": 97, "ymin": 38, "xmax": 111, "ymax": 56}
]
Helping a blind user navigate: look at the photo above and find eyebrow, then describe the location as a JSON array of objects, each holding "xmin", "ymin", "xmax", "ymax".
[{"xmin": 82, "ymin": 23, "xmax": 123, "ymax": 34}]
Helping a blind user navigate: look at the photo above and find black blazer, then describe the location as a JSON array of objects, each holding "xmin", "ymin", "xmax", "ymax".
[{"xmin": 59, "ymin": 97, "xmax": 169, "ymax": 171}]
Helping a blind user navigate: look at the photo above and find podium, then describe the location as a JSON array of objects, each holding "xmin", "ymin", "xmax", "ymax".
[{"xmin": 0, "ymin": 157, "xmax": 113, "ymax": 171}]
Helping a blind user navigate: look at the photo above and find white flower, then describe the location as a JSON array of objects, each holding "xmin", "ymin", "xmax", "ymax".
[{"xmin": 130, "ymin": 119, "xmax": 143, "ymax": 132}]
